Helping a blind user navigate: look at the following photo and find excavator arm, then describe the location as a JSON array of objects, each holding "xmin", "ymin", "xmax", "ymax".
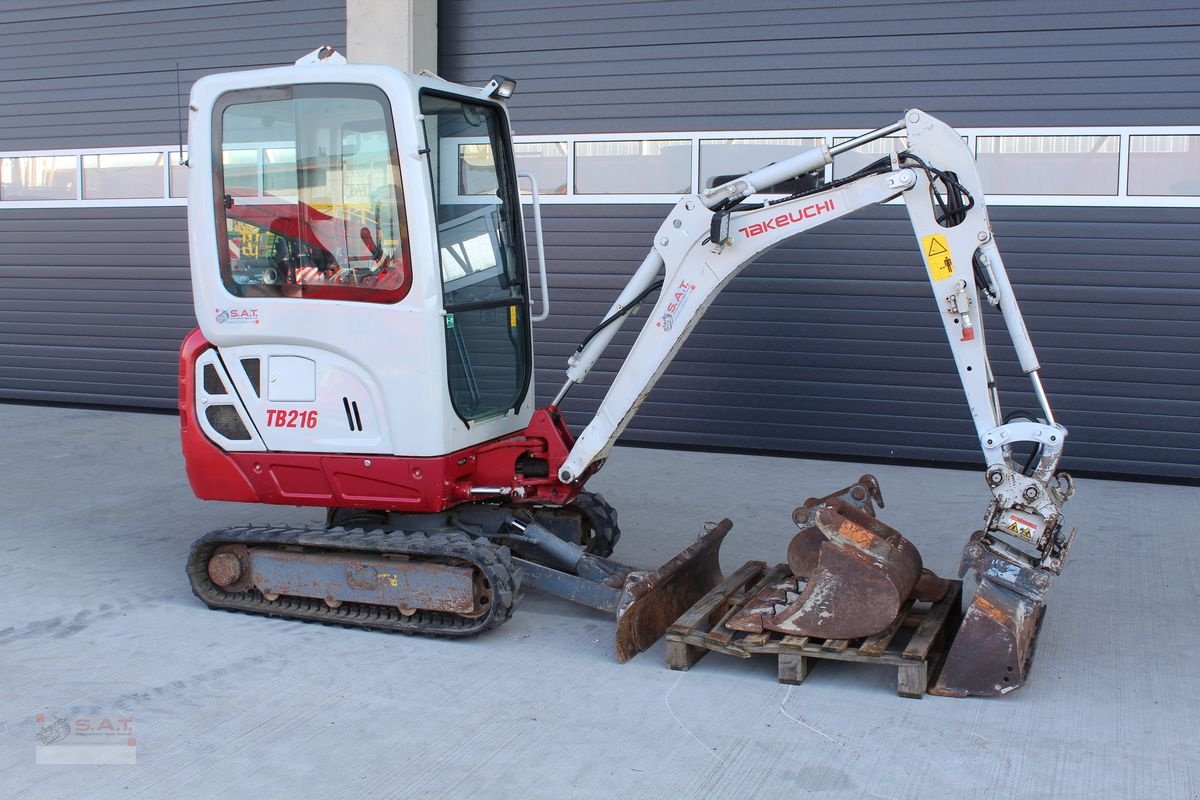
[{"xmin": 552, "ymin": 109, "xmax": 1075, "ymax": 696}]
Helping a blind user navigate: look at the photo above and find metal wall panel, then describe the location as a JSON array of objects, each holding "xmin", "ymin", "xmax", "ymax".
[
  {"xmin": 0, "ymin": 207, "xmax": 191, "ymax": 406},
  {"xmin": 440, "ymin": 1, "xmax": 1200, "ymax": 479},
  {"xmin": 0, "ymin": 1, "xmax": 345, "ymax": 408},
  {"xmin": 440, "ymin": 0, "xmax": 1200, "ymax": 132},
  {"xmin": 0, "ymin": 0, "xmax": 347, "ymax": 150}
]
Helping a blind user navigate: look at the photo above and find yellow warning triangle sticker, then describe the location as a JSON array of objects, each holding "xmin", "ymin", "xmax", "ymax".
[{"xmin": 921, "ymin": 233, "xmax": 954, "ymax": 281}]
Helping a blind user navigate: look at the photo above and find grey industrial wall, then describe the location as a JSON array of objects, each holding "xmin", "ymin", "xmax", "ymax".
[
  {"xmin": 0, "ymin": 0, "xmax": 346, "ymax": 406},
  {"xmin": 1, "ymin": 0, "xmax": 1196, "ymax": 482},
  {"xmin": 439, "ymin": 0, "xmax": 1200, "ymax": 480}
]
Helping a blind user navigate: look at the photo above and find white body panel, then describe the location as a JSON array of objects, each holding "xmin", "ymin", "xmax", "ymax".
[
  {"xmin": 187, "ymin": 60, "xmax": 534, "ymax": 457},
  {"xmin": 216, "ymin": 344, "xmax": 390, "ymax": 454}
]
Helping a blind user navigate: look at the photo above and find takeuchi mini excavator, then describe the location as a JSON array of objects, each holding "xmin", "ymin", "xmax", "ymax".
[{"xmin": 179, "ymin": 48, "xmax": 1075, "ymax": 696}]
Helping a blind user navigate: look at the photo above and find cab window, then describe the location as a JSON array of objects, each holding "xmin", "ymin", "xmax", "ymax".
[
  {"xmin": 214, "ymin": 84, "xmax": 410, "ymax": 303},
  {"xmin": 420, "ymin": 92, "xmax": 531, "ymax": 423}
]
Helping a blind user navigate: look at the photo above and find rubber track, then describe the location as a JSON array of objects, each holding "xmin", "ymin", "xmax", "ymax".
[
  {"xmin": 572, "ymin": 491, "xmax": 621, "ymax": 557},
  {"xmin": 187, "ymin": 525, "xmax": 519, "ymax": 636}
]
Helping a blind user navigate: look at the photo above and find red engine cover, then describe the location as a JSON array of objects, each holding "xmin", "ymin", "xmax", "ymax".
[{"xmin": 178, "ymin": 329, "xmax": 579, "ymax": 511}]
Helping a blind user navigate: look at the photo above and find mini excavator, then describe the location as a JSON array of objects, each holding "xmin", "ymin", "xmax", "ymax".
[{"xmin": 179, "ymin": 48, "xmax": 1075, "ymax": 696}]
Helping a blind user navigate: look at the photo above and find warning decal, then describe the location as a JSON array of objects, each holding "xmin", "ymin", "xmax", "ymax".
[{"xmin": 921, "ymin": 233, "xmax": 955, "ymax": 281}]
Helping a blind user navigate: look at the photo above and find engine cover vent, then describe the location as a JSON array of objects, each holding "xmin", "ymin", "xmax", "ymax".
[
  {"xmin": 206, "ymin": 405, "xmax": 252, "ymax": 440},
  {"xmin": 202, "ymin": 364, "xmax": 227, "ymax": 395}
]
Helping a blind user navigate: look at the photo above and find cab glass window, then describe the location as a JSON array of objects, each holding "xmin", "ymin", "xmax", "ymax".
[
  {"xmin": 215, "ymin": 84, "xmax": 410, "ymax": 302},
  {"xmin": 420, "ymin": 92, "xmax": 530, "ymax": 423}
]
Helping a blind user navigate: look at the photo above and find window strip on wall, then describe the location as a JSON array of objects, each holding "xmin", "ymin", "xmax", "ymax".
[{"xmin": 0, "ymin": 127, "xmax": 1197, "ymax": 208}]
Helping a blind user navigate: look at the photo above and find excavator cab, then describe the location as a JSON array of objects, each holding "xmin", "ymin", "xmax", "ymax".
[{"xmin": 185, "ymin": 50, "xmax": 535, "ymax": 481}]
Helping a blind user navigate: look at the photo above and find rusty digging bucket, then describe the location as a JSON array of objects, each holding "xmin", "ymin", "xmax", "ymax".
[
  {"xmin": 765, "ymin": 476, "xmax": 1063, "ymax": 697},
  {"xmin": 673, "ymin": 474, "xmax": 1061, "ymax": 696},
  {"xmin": 718, "ymin": 475, "xmax": 948, "ymax": 643},
  {"xmin": 613, "ymin": 519, "xmax": 730, "ymax": 662},
  {"xmin": 772, "ymin": 498, "xmax": 942, "ymax": 639},
  {"xmin": 928, "ymin": 528, "xmax": 1070, "ymax": 697},
  {"xmin": 929, "ymin": 577, "xmax": 1044, "ymax": 697}
]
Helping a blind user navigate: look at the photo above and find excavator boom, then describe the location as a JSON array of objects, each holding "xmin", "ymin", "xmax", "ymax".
[{"xmin": 550, "ymin": 110, "xmax": 1075, "ymax": 695}]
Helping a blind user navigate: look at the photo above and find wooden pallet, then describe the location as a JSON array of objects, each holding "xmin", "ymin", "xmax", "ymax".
[{"xmin": 665, "ymin": 561, "xmax": 963, "ymax": 698}]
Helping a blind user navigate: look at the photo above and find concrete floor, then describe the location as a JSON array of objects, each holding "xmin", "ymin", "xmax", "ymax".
[{"xmin": 0, "ymin": 403, "xmax": 1196, "ymax": 799}]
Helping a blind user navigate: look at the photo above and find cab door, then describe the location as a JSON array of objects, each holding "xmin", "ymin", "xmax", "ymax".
[{"xmin": 419, "ymin": 92, "xmax": 533, "ymax": 425}]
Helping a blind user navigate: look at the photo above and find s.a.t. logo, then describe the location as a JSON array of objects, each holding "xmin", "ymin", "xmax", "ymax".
[
  {"xmin": 214, "ymin": 308, "xmax": 259, "ymax": 325},
  {"xmin": 656, "ymin": 280, "xmax": 697, "ymax": 332}
]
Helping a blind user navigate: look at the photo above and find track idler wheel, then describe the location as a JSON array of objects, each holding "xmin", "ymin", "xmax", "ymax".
[
  {"xmin": 207, "ymin": 544, "xmax": 252, "ymax": 592},
  {"xmin": 770, "ymin": 498, "xmax": 923, "ymax": 639}
]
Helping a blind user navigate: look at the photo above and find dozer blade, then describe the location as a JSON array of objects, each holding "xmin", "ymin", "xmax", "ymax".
[
  {"xmin": 769, "ymin": 500, "xmax": 923, "ymax": 639},
  {"xmin": 613, "ymin": 519, "xmax": 731, "ymax": 662}
]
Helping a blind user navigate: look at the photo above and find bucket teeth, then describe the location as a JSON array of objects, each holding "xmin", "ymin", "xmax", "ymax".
[{"xmin": 725, "ymin": 574, "xmax": 804, "ymax": 634}]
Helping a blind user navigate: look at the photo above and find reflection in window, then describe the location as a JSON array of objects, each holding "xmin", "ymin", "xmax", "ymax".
[
  {"xmin": 700, "ymin": 138, "xmax": 823, "ymax": 191},
  {"xmin": 1, "ymin": 155, "xmax": 77, "ymax": 200},
  {"xmin": 459, "ymin": 143, "xmax": 500, "ymax": 196},
  {"xmin": 222, "ymin": 149, "xmax": 259, "ymax": 197},
  {"xmin": 1129, "ymin": 135, "xmax": 1200, "ymax": 196},
  {"xmin": 574, "ymin": 140, "xmax": 691, "ymax": 194},
  {"xmin": 832, "ymin": 136, "xmax": 907, "ymax": 180},
  {"xmin": 169, "ymin": 151, "xmax": 189, "ymax": 198},
  {"xmin": 263, "ymin": 147, "xmax": 298, "ymax": 197},
  {"xmin": 217, "ymin": 84, "xmax": 409, "ymax": 303},
  {"xmin": 976, "ymin": 135, "xmax": 1119, "ymax": 195},
  {"xmin": 82, "ymin": 152, "xmax": 165, "ymax": 199},
  {"xmin": 514, "ymin": 142, "xmax": 567, "ymax": 195},
  {"xmin": 439, "ymin": 210, "xmax": 500, "ymax": 283}
]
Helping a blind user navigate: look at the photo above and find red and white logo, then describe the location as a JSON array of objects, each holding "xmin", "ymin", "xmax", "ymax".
[
  {"xmin": 214, "ymin": 307, "xmax": 260, "ymax": 325},
  {"xmin": 656, "ymin": 280, "xmax": 697, "ymax": 332},
  {"xmin": 738, "ymin": 198, "xmax": 836, "ymax": 239}
]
